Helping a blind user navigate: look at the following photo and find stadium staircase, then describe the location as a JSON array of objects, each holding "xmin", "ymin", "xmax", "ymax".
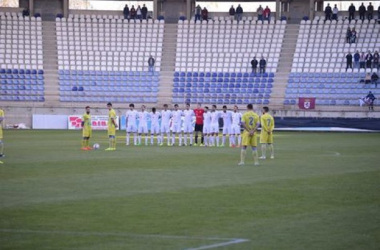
[
  {"xmin": 271, "ymin": 24, "xmax": 299, "ymax": 108},
  {"xmin": 42, "ymin": 21, "xmax": 59, "ymax": 105},
  {"xmin": 158, "ymin": 23, "xmax": 177, "ymax": 106}
]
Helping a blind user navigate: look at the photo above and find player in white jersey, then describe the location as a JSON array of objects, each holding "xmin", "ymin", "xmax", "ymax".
[
  {"xmin": 171, "ymin": 104, "xmax": 183, "ymax": 146},
  {"xmin": 210, "ymin": 105, "xmax": 221, "ymax": 147},
  {"xmin": 160, "ymin": 104, "xmax": 172, "ymax": 146},
  {"xmin": 137, "ymin": 105, "xmax": 149, "ymax": 146},
  {"xmin": 202, "ymin": 106, "xmax": 212, "ymax": 146},
  {"xmin": 183, "ymin": 103, "xmax": 195, "ymax": 146},
  {"xmin": 231, "ymin": 105, "xmax": 242, "ymax": 147},
  {"xmin": 125, "ymin": 103, "xmax": 138, "ymax": 146},
  {"xmin": 149, "ymin": 107, "xmax": 161, "ymax": 145},
  {"xmin": 221, "ymin": 105, "xmax": 233, "ymax": 147}
]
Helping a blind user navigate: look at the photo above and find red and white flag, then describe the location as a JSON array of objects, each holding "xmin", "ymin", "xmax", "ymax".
[{"xmin": 298, "ymin": 98, "xmax": 316, "ymax": 110}]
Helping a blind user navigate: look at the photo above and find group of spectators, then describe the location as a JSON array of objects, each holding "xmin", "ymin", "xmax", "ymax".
[
  {"xmin": 250, "ymin": 57, "xmax": 267, "ymax": 73},
  {"xmin": 345, "ymin": 27, "xmax": 357, "ymax": 44},
  {"xmin": 325, "ymin": 2, "xmax": 380, "ymax": 22},
  {"xmin": 195, "ymin": 5, "xmax": 209, "ymax": 22},
  {"xmin": 346, "ymin": 50, "xmax": 380, "ymax": 71},
  {"xmin": 123, "ymin": 4, "xmax": 148, "ymax": 20}
]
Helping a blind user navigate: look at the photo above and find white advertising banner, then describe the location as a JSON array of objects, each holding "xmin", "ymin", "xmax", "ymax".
[
  {"xmin": 68, "ymin": 115, "xmax": 119, "ymax": 130},
  {"xmin": 33, "ymin": 115, "xmax": 68, "ymax": 129}
]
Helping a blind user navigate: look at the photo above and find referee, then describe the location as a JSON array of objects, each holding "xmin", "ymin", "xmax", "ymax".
[{"xmin": 193, "ymin": 103, "xmax": 204, "ymax": 146}]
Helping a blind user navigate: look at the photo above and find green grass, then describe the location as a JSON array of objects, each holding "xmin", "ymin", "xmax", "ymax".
[{"xmin": 0, "ymin": 130, "xmax": 379, "ymax": 250}]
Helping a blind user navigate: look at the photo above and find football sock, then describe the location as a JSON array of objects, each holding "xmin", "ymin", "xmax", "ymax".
[
  {"xmin": 138, "ymin": 135, "xmax": 141, "ymax": 144},
  {"xmin": 216, "ymin": 135, "xmax": 220, "ymax": 146},
  {"xmin": 134, "ymin": 133, "xmax": 137, "ymax": 145},
  {"xmin": 204, "ymin": 135, "xmax": 208, "ymax": 146},
  {"xmin": 126, "ymin": 133, "xmax": 130, "ymax": 144},
  {"xmin": 184, "ymin": 134, "xmax": 187, "ymax": 144},
  {"xmin": 238, "ymin": 135, "xmax": 242, "ymax": 146},
  {"xmin": 145, "ymin": 135, "xmax": 148, "ymax": 145},
  {"xmin": 113, "ymin": 137, "xmax": 116, "ymax": 149},
  {"xmin": 240, "ymin": 149, "xmax": 247, "ymax": 163},
  {"xmin": 252, "ymin": 149, "xmax": 259, "ymax": 164},
  {"xmin": 268, "ymin": 144, "xmax": 274, "ymax": 157},
  {"xmin": 151, "ymin": 135, "xmax": 154, "ymax": 144},
  {"xmin": 190, "ymin": 134, "xmax": 193, "ymax": 145},
  {"xmin": 0, "ymin": 141, "xmax": 3, "ymax": 155},
  {"xmin": 108, "ymin": 138, "xmax": 112, "ymax": 148},
  {"xmin": 157, "ymin": 135, "xmax": 161, "ymax": 144},
  {"xmin": 86, "ymin": 139, "xmax": 90, "ymax": 147},
  {"xmin": 81, "ymin": 139, "xmax": 86, "ymax": 148},
  {"xmin": 195, "ymin": 135, "xmax": 198, "ymax": 144},
  {"xmin": 261, "ymin": 144, "xmax": 267, "ymax": 157},
  {"xmin": 201, "ymin": 136, "xmax": 204, "ymax": 144},
  {"xmin": 172, "ymin": 134, "xmax": 175, "ymax": 145},
  {"xmin": 161, "ymin": 133, "xmax": 164, "ymax": 144},
  {"xmin": 179, "ymin": 134, "xmax": 182, "ymax": 145},
  {"xmin": 231, "ymin": 135, "xmax": 235, "ymax": 145},
  {"xmin": 222, "ymin": 135, "xmax": 226, "ymax": 145},
  {"xmin": 167, "ymin": 133, "xmax": 171, "ymax": 145}
]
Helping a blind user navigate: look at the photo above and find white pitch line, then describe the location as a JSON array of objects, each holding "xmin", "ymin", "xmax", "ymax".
[{"xmin": 186, "ymin": 239, "xmax": 250, "ymax": 250}]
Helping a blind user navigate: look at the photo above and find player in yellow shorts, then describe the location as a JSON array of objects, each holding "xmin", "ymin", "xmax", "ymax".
[
  {"xmin": 105, "ymin": 102, "xmax": 118, "ymax": 151},
  {"xmin": 81, "ymin": 106, "xmax": 92, "ymax": 151},
  {"xmin": 260, "ymin": 106, "xmax": 275, "ymax": 159},
  {"xmin": 238, "ymin": 104, "xmax": 260, "ymax": 166},
  {"xmin": 0, "ymin": 108, "xmax": 4, "ymax": 163}
]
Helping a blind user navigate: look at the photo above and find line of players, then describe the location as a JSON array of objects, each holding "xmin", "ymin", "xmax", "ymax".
[
  {"xmin": 82, "ymin": 102, "xmax": 275, "ymax": 163},
  {"xmin": 125, "ymin": 103, "xmax": 243, "ymax": 147}
]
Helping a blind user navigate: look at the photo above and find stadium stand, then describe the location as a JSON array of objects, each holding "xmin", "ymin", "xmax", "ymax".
[
  {"xmin": 0, "ymin": 12, "xmax": 45, "ymax": 102},
  {"xmin": 173, "ymin": 19, "xmax": 286, "ymax": 105},
  {"xmin": 56, "ymin": 15, "xmax": 164, "ymax": 103},
  {"xmin": 285, "ymin": 17, "xmax": 380, "ymax": 106}
]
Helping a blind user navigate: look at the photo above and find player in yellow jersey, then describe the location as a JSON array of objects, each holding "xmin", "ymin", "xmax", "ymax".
[
  {"xmin": 0, "ymin": 108, "xmax": 4, "ymax": 163},
  {"xmin": 259, "ymin": 106, "xmax": 275, "ymax": 159},
  {"xmin": 238, "ymin": 104, "xmax": 260, "ymax": 166},
  {"xmin": 105, "ymin": 102, "xmax": 118, "ymax": 151},
  {"xmin": 81, "ymin": 106, "xmax": 92, "ymax": 151}
]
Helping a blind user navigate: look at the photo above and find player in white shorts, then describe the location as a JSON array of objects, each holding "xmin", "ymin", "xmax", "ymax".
[
  {"xmin": 202, "ymin": 106, "xmax": 212, "ymax": 146},
  {"xmin": 160, "ymin": 104, "xmax": 172, "ymax": 146},
  {"xmin": 126, "ymin": 103, "xmax": 138, "ymax": 146},
  {"xmin": 221, "ymin": 105, "xmax": 233, "ymax": 147},
  {"xmin": 210, "ymin": 105, "xmax": 221, "ymax": 147},
  {"xmin": 183, "ymin": 103, "xmax": 195, "ymax": 146},
  {"xmin": 149, "ymin": 107, "xmax": 161, "ymax": 145},
  {"xmin": 171, "ymin": 104, "xmax": 183, "ymax": 146},
  {"xmin": 137, "ymin": 105, "xmax": 149, "ymax": 146},
  {"xmin": 231, "ymin": 105, "xmax": 242, "ymax": 147}
]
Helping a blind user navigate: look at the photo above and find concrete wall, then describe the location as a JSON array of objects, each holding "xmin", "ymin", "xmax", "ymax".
[
  {"xmin": 160, "ymin": 0, "xmax": 187, "ymax": 22},
  {"xmin": 287, "ymin": 0, "xmax": 310, "ymax": 22},
  {"xmin": 34, "ymin": 0, "xmax": 63, "ymax": 20}
]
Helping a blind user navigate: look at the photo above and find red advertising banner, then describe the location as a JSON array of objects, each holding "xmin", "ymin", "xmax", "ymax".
[{"xmin": 298, "ymin": 98, "xmax": 316, "ymax": 110}]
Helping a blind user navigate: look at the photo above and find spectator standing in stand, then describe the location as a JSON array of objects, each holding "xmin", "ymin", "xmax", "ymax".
[
  {"xmin": 257, "ymin": 5, "xmax": 263, "ymax": 21},
  {"xmin": 195, "ymin": 5, "xmax": 201, "ymax": 23},
  {"xmin": 136, "ymin": 5, "xmax": 142, "ymax": 20},
  {"xmin": 201, "ymin": 7, "xmax": 208, "ymax": 21},
  {"xmin": 367, "ymin": 2, "xmax": 374, "ymax": 20},
  {"xmin": 346, "ymin": 27, "xmax": 352, "ymax": 43},
  {"xmin": 359, "ymin": 3, "xmax": 366, "ymax": 21},
  {"xmin": 366, "ymin": 91, "xmax": 376, "ymax": 111},
  {"xmin": 365, "ymin": 50, "xmax": 373, "ymax": 69},
  {"xmin": 236, "ymin": 4, "xmax": 243, "ymax": 22},
  {"xmin": 22, "ymin": 8, "xmax": 29, "ymax": 17},
  {"xmin": 141, "ymin": 4, "xmax": 148, "ymax": 19},
  {"xmin": 263, "ymin": 6, "xmax": 271, "ymax": 21},
  {"xmin": 259, "ymin": 57, "xmax": 266, "ymax": 74},
  {"xmin": 123, "ymin": 4, "xmax": 129, "ymax": 19},
  {"xmin": 373, "ymin": 50, "xmax": 379, "ymax": 69},
  {"xmin": 148, "ymin": 55, "xmax": 155, "ymax": 73},
  {"xmin": 346, "ymin": 52, "xmax": 353, "ymax": 71},
  {"xmin": 354, "ymin": 50, "xmax": 360, "ymax": 69},
  {"xmin": 351, "ymin": 28, "xmax": 357, "ymax": 43},
  {"xmin": 360, "ymin": 52, "xmax": 366, "ymax": 69},
  {"xmin": 229, "ymin": 5, "xmax": 235, "ymax": 21},
  {"xmin": 378, "ymin": 5, "xmax": 380, "ymax": 20},
  {"xmin": 348, "ymin": 3, "xmax": 356, "ymax": 21},
  {"xmin": 332, "ymin": 4, "xmax": 338, "ymax": 20},
  {"xmin": 251, "ymin": 57, "xmax": 258, "ymax": 73},
  {"xmin": 130, "ymin": 5, "xmax": 136, "ymax": 19},
  {"xmin": 324, "ymin": 3, "xmax": 332, "ymax": 21}
]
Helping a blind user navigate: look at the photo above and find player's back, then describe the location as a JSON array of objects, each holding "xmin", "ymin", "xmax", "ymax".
[
  {"xmin": 242, "ymin": 111, "xmax": 260, "ymax": 130},
  {"xmin": 261, "ymin": 113, "xmax": 274, "ymax": 131}
]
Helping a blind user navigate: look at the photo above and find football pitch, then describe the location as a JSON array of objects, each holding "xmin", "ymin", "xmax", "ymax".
[{"xmin": 0, "ymin": 130, "xmax": 379, "ymax": 250}]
